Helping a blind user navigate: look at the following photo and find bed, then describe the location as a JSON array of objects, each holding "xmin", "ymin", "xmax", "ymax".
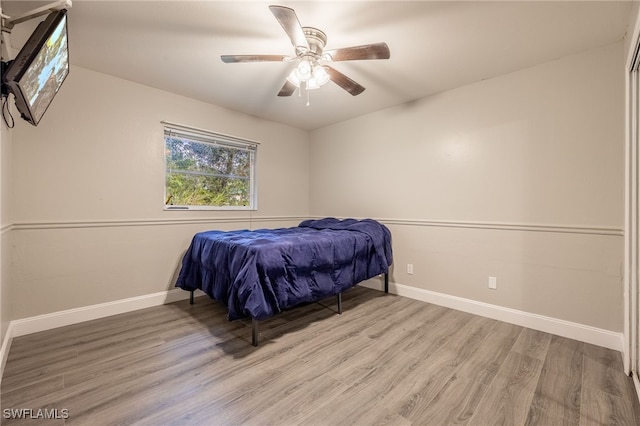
[{"xmin": 176, "ymin": 217, "xmax": 393, "ymax": 345}]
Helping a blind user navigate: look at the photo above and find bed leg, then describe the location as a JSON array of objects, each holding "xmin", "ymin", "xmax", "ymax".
[
  {"xmin": 190, "ymin": 290, "xmax": 194, "ymax": 305},
  {"xmin": 384, "ymin": 272, "xmax": 389, "ymax": 294},
  {"xmin": 252, "ymin": 319, "xmax": 259, "ymax": 347},
  {"xmin": 337, "ymin": 293, "xmax": 343, "ymax": 314}
]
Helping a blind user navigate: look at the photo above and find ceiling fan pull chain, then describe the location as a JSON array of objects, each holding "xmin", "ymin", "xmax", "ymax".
[
  {"xmin": 299, "ymin": 80, "xmax": 310, "ymax": 106},
  {"xmin": 306, "ymin": 89, "xmax": 310, "ymax": 107}
]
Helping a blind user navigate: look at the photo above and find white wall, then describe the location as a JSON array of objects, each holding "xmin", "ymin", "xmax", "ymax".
[
  {"xmin": 310, "ymin": 42, "xmax": 624, "ymax": 332},
  {"xmin": 8, "ymin": 65, "xmax": 310, "ymax": 319}
]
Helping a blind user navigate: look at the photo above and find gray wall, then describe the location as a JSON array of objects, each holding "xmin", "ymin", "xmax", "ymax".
[
  {"xmin": 1, "ymin": 40, "xmax": 626, "ymax": 338},
  {"xmin": 7, "ymin": 65, "xmax": 310, "ymax": 319},
  {"xmin": 309, "ymin": 42, "xmax": 624, "ymax": 331}
]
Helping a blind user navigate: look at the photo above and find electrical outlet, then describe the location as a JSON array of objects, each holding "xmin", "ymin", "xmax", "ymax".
[
  {"xmin": 407, "ymin": 264, "xmax": 414, "ymax": 275},
  {"xmin": 488, "ymin": 276, "xmax": 497, "ymax": 290}
]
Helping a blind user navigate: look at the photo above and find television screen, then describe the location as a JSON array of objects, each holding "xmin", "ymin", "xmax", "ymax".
[{"xmin": 3, "ymin": 10, "xmax": 69, "ymax": 126}]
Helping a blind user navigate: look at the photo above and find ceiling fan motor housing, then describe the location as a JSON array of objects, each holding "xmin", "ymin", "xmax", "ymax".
[{"xmin": 302, "ymin": 27, "xmax": 327, "ymax": 57}]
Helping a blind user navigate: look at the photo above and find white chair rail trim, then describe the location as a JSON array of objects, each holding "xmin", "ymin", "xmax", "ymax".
[{"xmin": 8, "ymin": 217, "xmax": 623, "ymax": 236}]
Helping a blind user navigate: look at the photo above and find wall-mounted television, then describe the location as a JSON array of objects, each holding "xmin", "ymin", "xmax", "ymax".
[{"xmin": 2, "ymin": 9, "xmax": 69, "ymax": 126}]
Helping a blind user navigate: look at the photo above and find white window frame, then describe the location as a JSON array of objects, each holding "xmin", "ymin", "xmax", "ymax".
[{"xmin": 163, "ymin": 121, "xmax": 258, "ymax": 211}]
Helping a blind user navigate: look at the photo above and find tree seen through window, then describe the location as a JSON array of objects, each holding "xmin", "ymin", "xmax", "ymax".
[{"xmin": 164, "ymin": 131, "xmax": 255, "ymax": 209}]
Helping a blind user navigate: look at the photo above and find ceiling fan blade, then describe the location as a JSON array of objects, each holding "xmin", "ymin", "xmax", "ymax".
[
  {"xmin": 323, "ymin": 42, "xmax": 390, "ymax": 61},
  {"xmin": 221, "ymin": 54, "xmax": 287, "ymax": 63},
  {"xmin": 278, "ymin": 80, "xmax": 297, "ymax": 97},
  {"xmin": 269, "ymin": 5, "xmax": 309, "ymax": 52},
  {"xmin": 325, "ymin": 66, "xmax": 365, "ymax": 96}
]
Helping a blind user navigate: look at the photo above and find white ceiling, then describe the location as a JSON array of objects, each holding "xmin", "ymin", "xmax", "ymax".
[{"xmin": 2, "ymin": 0, "xmax": 634, "ymax": 130}]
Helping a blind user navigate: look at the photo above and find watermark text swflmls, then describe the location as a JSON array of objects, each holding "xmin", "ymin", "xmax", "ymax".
[{"xmin": 3, "ymin": 408, "xmax": 69, "ymax": 420}]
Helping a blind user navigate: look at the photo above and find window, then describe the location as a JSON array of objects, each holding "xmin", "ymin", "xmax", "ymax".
[{"xmin": 163, "ymin": 122, "xmax": 257, "ymax": 210}]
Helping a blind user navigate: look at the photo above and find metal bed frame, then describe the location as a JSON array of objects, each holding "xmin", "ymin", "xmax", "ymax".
[{"xmin": 190, "ymin": 272, "xmax": 389, "ymax": 346}]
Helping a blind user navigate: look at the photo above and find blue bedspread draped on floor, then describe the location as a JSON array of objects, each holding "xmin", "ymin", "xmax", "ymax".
[{"xmin": 176, "ymin": 218, "xmax": 393, "ymax": 320}]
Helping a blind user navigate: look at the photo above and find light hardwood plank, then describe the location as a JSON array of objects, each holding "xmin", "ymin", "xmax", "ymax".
[
  {"xmin": 455, "ymin": 321, "xmax": 521, "ymax": 386},
  {"xmin": 410, "ymin": 374, "xmax": 488, "ymax": 425},
  {"xmin": 467, "ymin": 350, "xmax": 545, "ymax": 425},
  {"xmin": 580, "ymin": 386, "xmax": 640, "ymax": 426},
  {"xmin": 525, "ymin": 335, "xmax": 583, "ymax": 425},
  {"xmin": 511, "ymin": 328, "xmax": 552, "ymax": 360}
]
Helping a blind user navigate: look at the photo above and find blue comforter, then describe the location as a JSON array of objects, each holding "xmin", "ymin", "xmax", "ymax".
[{"xmin": 176, "ymin": 218, "xmax": 392, "ymax": 320}]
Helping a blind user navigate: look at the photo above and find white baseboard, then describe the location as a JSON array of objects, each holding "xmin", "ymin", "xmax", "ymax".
[
  {"xmin": 10, "ymin": 288, "xmax": 206, "ymax": 338},
  {"xmin": 0, "ymin": 321, "xmax": 14, "ymax": 386},
  {"xmin": 0, "ymin": 288, "xmax": 204, "ymax": 384},
  {"xmin": 360, "ymin": 279, "xmax": 624, "ymax": 352}
]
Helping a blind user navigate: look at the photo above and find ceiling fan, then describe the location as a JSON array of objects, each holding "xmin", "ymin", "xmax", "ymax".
[{"xmin": 221, "ymin": 5, "xmax": 390, "ymax": 100}]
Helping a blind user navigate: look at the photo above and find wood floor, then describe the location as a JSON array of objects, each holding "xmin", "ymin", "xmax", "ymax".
[{"xmin": 2, "ymin": 286, "xmax": 640, "ymax": 425}]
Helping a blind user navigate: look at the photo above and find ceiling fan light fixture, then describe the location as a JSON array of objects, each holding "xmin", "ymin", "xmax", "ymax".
[
  {"xmin": 306, "ymin": 77, "xmax": 321, "ymax": 91},
  {"xmin": 312, "ymin": 65, "xmax": 330, "ymax": 86},
  {"xmin": 287, "ymin": 62, "xmax": 330, "ymax": 90},
  {"xmin": 294, "ymin": 59, "xmax": 312, "ymax": 81},
  {"xmin": 286, "ymin": 68, "xmax": 301, "ymax": 86}
]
